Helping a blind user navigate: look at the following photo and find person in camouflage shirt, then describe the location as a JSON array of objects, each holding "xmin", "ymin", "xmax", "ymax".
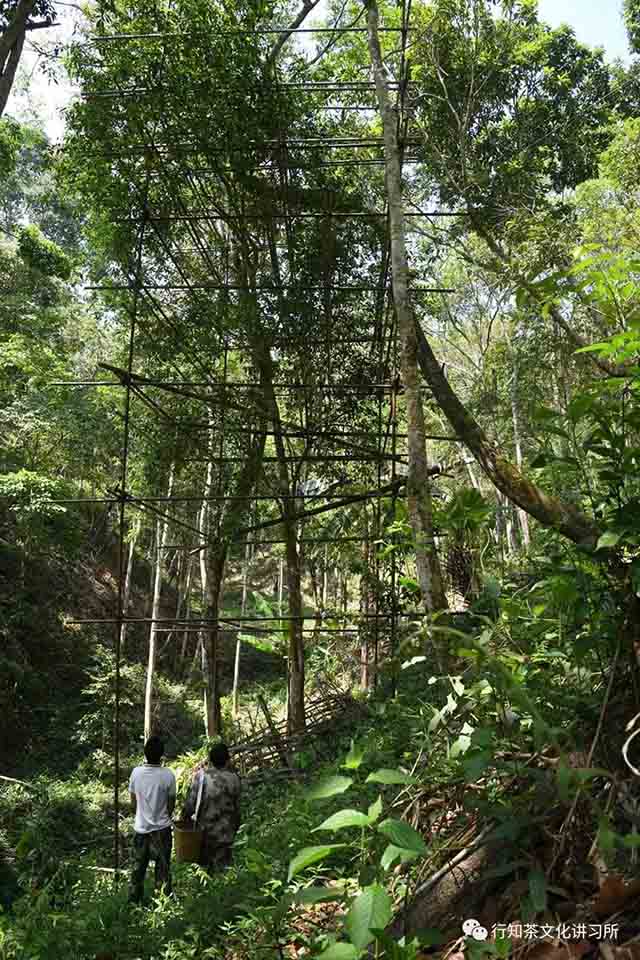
[{"xmin": 183, "ymin": 742, "xmax": 241, "ymax": 870}]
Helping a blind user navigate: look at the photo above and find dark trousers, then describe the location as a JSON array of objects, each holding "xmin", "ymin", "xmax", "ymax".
[
  {"xmin": 129, "ymin": 827, "xmax": 172, "ymax": 903},
  {"xmin": 199, "ymin": 834, "xmax": 233, "ymax": 872}
]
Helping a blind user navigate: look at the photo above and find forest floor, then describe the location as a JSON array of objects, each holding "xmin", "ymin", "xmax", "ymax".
[{"xmin": 2, "ymin": 541, "xmax": 640, "ymax": 959}]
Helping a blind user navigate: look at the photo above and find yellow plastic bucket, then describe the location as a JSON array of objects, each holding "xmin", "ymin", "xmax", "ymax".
[{"xmin": 173, "ymin": 821, "xmax": 203, "ymax": 863}]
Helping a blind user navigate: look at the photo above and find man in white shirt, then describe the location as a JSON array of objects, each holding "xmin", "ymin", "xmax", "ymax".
[{"xmin": 128, "ymin": 736, "xmax": 176, "ymax": 904}]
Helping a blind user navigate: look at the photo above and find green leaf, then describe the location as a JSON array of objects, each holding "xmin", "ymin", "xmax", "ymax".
[
  {"xmin": 622, "ymin": 832, "xmax": 640, "ymax": 849},
  {"xmin": 380, "ymin": 843, "xmax": 421, "ymax": 871},
  {"xmin": 377, "ymin": 818, "xmax": 427, "ymax": 853},
  {"xmin": 596, "ymin": 531, "xmax": 622, "ymax": 550},
  {"xmin": 450, "ymin": 734, "xmax": 471, "ymax": 758},
  {"xmin": 287, "ymin": 845, "xmax": 347, "ymax": 880},
  {"xmin": 462, "ymin": 751, "xmax": 491, "ymax": 781},
  {"xmin": 342, "ymin": 739, "xmax": 366, "ymax": 770},
  {"xmin": 307, "ymin": 776, "xmax": 354, "ymax": 801},
  {"xmin": 365, "ymin": 769, "xmax": 417, "ymax": 785},
  {"xmin": 597, "ymin": 818, "xmax": 617, "ymax": 853},
  {"xmin": 294, "ymin": 886, "xmax": 345, "ymax": 905},
  {"xmin": 317, "ymin": 943, "xmax": 359, "ymax": 960},
  {"xmin": 528, "ymin": 868, "xmax": 547, "ymax": 913},
  {"xmin": 556, "ymin": 759, "xmax": 570, "ymax": 803},
  {"xmin": 367, "ymin": 795, "xmax": 383, "ymax": 824},
  {"xmin": 345, "ymin": 884, "xmax": 392, "ymax": 950},
  {"xmin": 313, "ymin": 810, "xmax": 371, "ymax": 832}
]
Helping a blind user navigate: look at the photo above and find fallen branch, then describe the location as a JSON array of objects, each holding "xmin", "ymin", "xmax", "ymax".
[
  {"xmin": 411, "ymin": 822, "xmax": 495, "ymax": 899},
  {"xmin": 0, "ymin": 774, "xmax": 37, "ymax": 792}
]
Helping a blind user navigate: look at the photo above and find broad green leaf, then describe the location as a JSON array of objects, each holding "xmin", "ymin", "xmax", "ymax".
[
  {"xmin": 313, "ymin": 810, "xmax": 371, "ymax": 832},
  {"xmin": 597, "ymin": 817, "xmax": 617, "ymax": 853},
  {"xmin": 572, "ymin": 767, "xmax": 611, "ymax": 782},
  {"xmin": 462, "ymin": 751, "xmax": 491, "ymax": 781},
  {"xmin": 288, "ymin": 845, "xmax": 347, "ymax": 880},
  {"xmin": 377, "ymin": 818, "xmax": 427, "ymax": 853},
  {"xmin": 596, "ymin": 531, "xmax": 622, "ymax": 550},
  {"xmin": 342, "ymin": 739, "xmax": 366, "ymax": 770},
  {"xmin": 380, "ymin": 843, "xmax": 402, "ymax": 871},
  {"xmin": 365, "ymin": 769, "xmax": 417, "ymax": 785},
  {"xmin": 622, "ymin": 832, "xmax": 640, "ymax": 849},
  {"xmin": 307, "ymin": 776, "xmax": 353, "ymax": 801},
  {"xmin": 317, "ymin": 943, "xmax": 359, "ymax": 960},
  {"xmin": 556, "ymin": 759, "xmax": 570, "ymax": 803},
  {"xmin": 380, "ymin": 843, "xmax": 421, "ymax": 871},
  {"xmin": 295, "ymin": 886, "xmax": 345, "ymax": 905},
  {"xmin": 428, "ymin": 708, "xmax": 444, "ymax": 732},
  {"xmin": 345, "ymin": 884, "xmax": 392, "ymax": 950},
  {"xmin": 416, "ymin": 929, "xmax": 448, "ymax": 947},
  {"xmin": 528, "ymin": 868, "xmax": 547, "ymax": 913},
  {"xmin": 450, "ymin": 734, "xmax": 471, "ymax": 758},
  {"xmin": 367, "ymin": 795, "xmax": 383, "ymax": 824}
]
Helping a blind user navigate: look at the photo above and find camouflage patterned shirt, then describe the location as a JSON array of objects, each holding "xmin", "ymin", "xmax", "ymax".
[{"xmin": 184, "ymin": 766, "xmax": 241, "ymax": 845}]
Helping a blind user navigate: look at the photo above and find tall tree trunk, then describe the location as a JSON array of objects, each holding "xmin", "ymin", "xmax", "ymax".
[
  {"xmin": 232, "ymin": 539, "xmax": 251, "ymax": 719},
  {"xmin": 201, "ymin": 415, "xmax": 267, "ymax": 737},
  {"xmin": 0, "ymin": 0, "xmax": 36, "ymax": 118},
  {"xmin": 198, "ymin": 454, "xmax": 216, "ymax": 735},
  {"xmin": 253, "ymin": 340, "xmax": 306, "ymax": 733},
  {"xmin": 366, "ymin": 2, "xmax": 448, "ymax": 615},
  {"xmin": 120, "ymin": 517, "xmax": 140, "ymax": 656},
  {"xmin": 144, "ymin": 465, "xmax": 175, "ymax": 740},
  {"xmin": 509, "ymin": 350, "xmax": 530, "ymax": 547},
  {"xmin": 321, "ymin": 544, "xmax": 328, "ymax": 608},
  {"xmin": 179, "ymin": 555, "xmax": 193, "ymax": 671},
  {"xmin": 278, "ymin": 556, "xmax": 284, "ymax": 611}
]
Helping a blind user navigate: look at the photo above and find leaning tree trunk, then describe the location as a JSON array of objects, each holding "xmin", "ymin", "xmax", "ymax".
[
  {"xmin": 364, "ymin": 1, "xmax": 601, "ymax": 554},
  {"xmin": 0, "ymin": 0, "xmax": 36, "ymax": 118},
  {"xmin": 366, "ymin": 2, "xmax": 448, "ymax": 617},
  {"xmin": 144, "ymin": 465, "xmax": 175, "ymax": 740}
]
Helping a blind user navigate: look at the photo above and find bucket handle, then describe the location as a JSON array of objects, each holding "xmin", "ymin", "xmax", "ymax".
[{"xmin": 192, "ymin": 771, "xmax": 205, "ymax": 826}]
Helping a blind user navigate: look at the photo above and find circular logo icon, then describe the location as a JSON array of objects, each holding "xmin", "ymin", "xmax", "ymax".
[
  {"xmin": 462, "ymin": 919, "xmax": 480, "ymax": 936},
  {"xmin": 472, "ymin": 926, "xmax": 488, "ymax": 941}
]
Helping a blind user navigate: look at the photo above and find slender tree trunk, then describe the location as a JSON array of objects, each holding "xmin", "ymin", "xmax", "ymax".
[
  {"xmin": 366, "ymin": 2, "xmax": 448, "ymax": 615},
  {"xmin": 232, "ymin": 539, "xmax": 250, "ymax": 719},
  {"xmin": 359, "ymin": 518, "xmax": 371, "ymax": 691},
  {"xmin": 321, "ymin": 544, "xmax": 328, "ymax": 608},
  {"xmin": 144, "ymin": 465, "xmax": 175, "ymax": 740},
  {"xmin": 179, "ymin": 555, "xmax": 193, "ymax": 670},
  {"xmin": 509, "ymin": 350, "xmax": 530, "ymax": 547},
  {"xmin": 253, "ymin": 340, "xmax": 306, "ymax": 733},
  {"xmin": 198, "ymin": 453, "xmax": 216, "ymax": 734},
  {"xmin": 202, "ymin": 553, "xmax": 225, "ymax": 739},
  {"xmin": 120, "ymin": 517, "xmax": 140, "ymax": 655},
  {"xmin": 201, "ymin": 406, "xmax": 266, "ymax": 737}
]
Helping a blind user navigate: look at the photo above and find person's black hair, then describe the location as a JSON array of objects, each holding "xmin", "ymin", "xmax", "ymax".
[
  {"xmin": 209, "ymin": 742, "xmax": 230, "ymax": 768},
  {"xmin": 144, "ymin": 736, "xmax": 164, "ymax": 764}
]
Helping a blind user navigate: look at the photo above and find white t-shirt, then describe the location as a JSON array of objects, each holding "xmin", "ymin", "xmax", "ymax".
[{"xmin": 128, "ymin": 764, "xmax": 176, "ymax": 834}]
